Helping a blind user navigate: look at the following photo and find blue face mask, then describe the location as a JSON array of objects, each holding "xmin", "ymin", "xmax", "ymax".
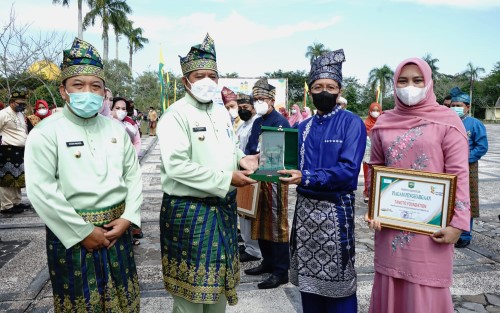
[
  {"xmin": 66, "ymin": 90, "xmax": 104, "ymax": 118},
  {"xmin": 451, "ymin": 106, "xmax": 465, "ymax": 117}
]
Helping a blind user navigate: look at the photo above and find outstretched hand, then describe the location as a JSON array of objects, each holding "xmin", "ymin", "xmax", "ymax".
[
  {"xmin": 278, "ymin": 169, "xmax": 302, "ymax": 185},
  {"xmin": 239, "ymin": 154, "xmax": 259, "ymax": 172},
  {"xmin": 231, "ymin": 170, "xmax": 257, "ymax": 187}
]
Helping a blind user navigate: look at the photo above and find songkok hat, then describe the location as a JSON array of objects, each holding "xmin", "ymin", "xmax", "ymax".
[
  {"xmin": 179, "ymin": 33, "xmax": 218, "ymax": 76},
  {"xmin": 60, "ymin": 38, "xmax": 105, "ymax": 82},
  {"xmin": 221, "ymin": 87, "xmax": 237, "ymax": 104},
  {"xmin": 237, "ymin": 93, "xmax": 252, "ymax": 105},
  {"xmin": 252, "ymin": 78, "xmax": 276, "ymax": 99},
  {"xmin": 10, "ymin": 90, "xmax": 28, "ymax": 100},
  {"xmin": 308, "ymin": 49, "xmax": 345, "ymax": 87},
  {"xmin": 450, "ymin": 87, "xmax": 471, "ymax": 104}
]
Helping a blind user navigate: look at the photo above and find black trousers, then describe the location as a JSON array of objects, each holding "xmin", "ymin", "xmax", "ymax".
[{"xmin": 258, "ymin": 239, "xmax": 290, "ymax": 277}]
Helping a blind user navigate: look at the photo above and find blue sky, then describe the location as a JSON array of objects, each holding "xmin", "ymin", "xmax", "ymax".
[{"xmin": 3, "ymin": 0, "xmax": 500, "ymax": 83}]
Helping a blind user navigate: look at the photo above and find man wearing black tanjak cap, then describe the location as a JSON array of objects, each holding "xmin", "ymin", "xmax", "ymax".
[
  {"xmin": 279, "ymin": 49, "xmax": 366, "ymax": 313},
  {"xmin": 244, "ymin": 78, "xmax": 292, "ymax": 289}
]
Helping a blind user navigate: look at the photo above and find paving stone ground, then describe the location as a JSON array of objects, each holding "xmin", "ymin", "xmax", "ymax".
[{"xmin": 0, "ymin": 124, "xmax": 499, "ymax": 312}]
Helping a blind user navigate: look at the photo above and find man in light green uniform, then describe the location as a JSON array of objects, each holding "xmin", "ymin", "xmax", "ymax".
[
  {"xmin": 24, "ymin": 38, "xmax": 142, "ymax": 312},
  {"xmin": 157, "ymin": 33, "xmax": 258, "ymax": 313}
]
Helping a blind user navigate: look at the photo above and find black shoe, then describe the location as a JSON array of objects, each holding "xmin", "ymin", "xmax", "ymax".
[
  {"xmin": 0, "ymin": 206, "xmax": 24, "ymax": 214},
  {"xmin": 257, "ymin": 274, "xmax": 289, "ymax": 289},
  {"xmin": 16, "ymin": 203, "xmax": 33, "ymax": 210},
  {"xmin": 133, "ymin": 230, "xmax": 144, "ymax": 239},
  {"xmin": 455, "ymin": 239, "xmax": 470, "ymax": 248},
  {"xmin": 244, "ymin": 264, "xmax": 272, "ymax": 276},
  {"xmin": 240, "ymin": 251, "xmax": 261, "ymax": 263},
  {"xmin": 237, "ymin": 234, "xmax": 244, "ymax": 243},
  {"xmin": 363, "ymin": 197, "xmax": 369, "ymax": 204},
  {"xmin": 239, "ymin": 245, "xmax": 246, "ymax": 253}
]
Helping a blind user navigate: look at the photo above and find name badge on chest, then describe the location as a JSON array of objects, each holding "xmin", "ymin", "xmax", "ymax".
[
  {"xmin": 193, "ymin": 127, "xmax": 207, "ymax": 132},
  {"xmin": 66, "ymin": 141, "xmax": 84, "ymax": 147}
]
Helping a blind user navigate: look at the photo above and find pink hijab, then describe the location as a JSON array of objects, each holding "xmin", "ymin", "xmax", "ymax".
[
  {"xmin": 288, "ymin": 104, "xmax": 303, "ymax": 126},
  {"xmin": 302, "ymin": 107, "xmax": 312, "ymax": 119},
  {"xmin": 372, "ymin": 57, "xmax": 467, "ymax": 139}
]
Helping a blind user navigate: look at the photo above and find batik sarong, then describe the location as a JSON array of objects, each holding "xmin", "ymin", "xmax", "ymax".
[
  {"xmin": 251, "ymin": 182, "xmax": 289, "ymax": 242},
  {"xmin": 0, "ymin": 145, "xmax": 25, "ymax": 188},
  {"xmin": 160, "ymin": 190, "xmax": 240, "ymax": 305},
  {"xmin": 290, "ymin": 193, "xmax": 357, "ymax": 298},
  {"xmin": 469, "ymin": 161, "xmax": 479, "ymax": 218},
  {"xmin": 46, "ymin": 202, "xmax": 140, "ymax": 313}
]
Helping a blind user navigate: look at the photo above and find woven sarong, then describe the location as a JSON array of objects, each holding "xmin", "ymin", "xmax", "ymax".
[
  {"xmin": 0, "ymin": 145, "xmax": 25, "ymax": 188},
  {"xmin": 47, "ymin": 201, "xmax": 140, "ymax": 312},
  {"xmin": 160, "ymin": 190, "xmax": 240, "ymax": 305},
  {"xmin": 290, "ymin": 193, "xmax": 357, "ymax": 298},
  {"xmin": 251, "ymin": 182, "xmax": 289, "ymax": 242},
  {"xmin": 469, "ymin": 162, "xmax": 479, "ymax": 218}
]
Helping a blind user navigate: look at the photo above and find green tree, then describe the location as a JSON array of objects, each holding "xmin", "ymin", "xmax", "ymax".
[
  {"xmin": 422, "ymin": 53, "xmax": 440, "ymax": 79},
  {"xmin": 132, "ymin": 70, "xmax": 159, "ymax": 111},
  {"xmin": 305, "ymin": 42, "xmax": 330, "ymax": 65},
  {"xmin": 103, "ymin": 59, "xmax": 133, "ymax": 98},
  {"xmin": 52, "ymin": 0, "xmax": 89, "ymax": 39},
  {"xmin": 462, "ymin": 62, "xmax": 485, "ymax": 110},
  {"xmin": 265, "ymin": 69, "xmax": 308, "ymax": 106},
  {"xmin": 83, "ymin": 0, "xmax": 132, "ymax": 61},
  {"xmin": 110, "ymin": 13, "xmax": 131, "ymax": 60},
  {"xmin": 341, "ymin": 76, "xmax": 364, "ymax": 115},
  {"xmin": 221, "ymin": 72, "xmax": 239, "ymax": 78},
  {"xmin": 368, "ymin": 65, "xmax": 394, "ymax": 107},
  {"xmin": 124, "ymin": 22, "xmax": 148, "ymax": 71}
]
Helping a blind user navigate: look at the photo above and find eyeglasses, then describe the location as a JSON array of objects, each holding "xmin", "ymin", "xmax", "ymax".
[{"xmin": 310, "ymin": 85, "xmax": 340, "ymax": 94}]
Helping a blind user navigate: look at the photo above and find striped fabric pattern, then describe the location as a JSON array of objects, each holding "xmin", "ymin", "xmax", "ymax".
[{"xmin": 160, "ymin": 191, "xmax": 240, "ymax": 305}]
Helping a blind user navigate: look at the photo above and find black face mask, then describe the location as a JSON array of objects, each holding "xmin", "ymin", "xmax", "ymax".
[
  {"xmin": 311, "ymin": 91, "xmax": 338, "ymax": 113},
  {"xmin": 238, "ymin": 109, "xmax": 253, "ymax": 121},
  {"xmin": 15, "ymin": 104, "xmax": 26, "ymax": 112}
]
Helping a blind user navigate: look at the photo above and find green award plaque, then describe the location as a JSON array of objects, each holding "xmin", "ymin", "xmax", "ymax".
[{"xmin": 249, "ymin": 126, "xmax": 298, "ymax": 183}]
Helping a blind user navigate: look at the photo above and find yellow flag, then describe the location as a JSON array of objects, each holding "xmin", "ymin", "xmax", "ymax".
[{"xmin": 304, "ymin": 81, "xmax": 309, "ymax": 93}]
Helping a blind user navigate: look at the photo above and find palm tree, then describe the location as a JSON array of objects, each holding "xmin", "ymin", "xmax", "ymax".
[
  {"xmin": 124, "ymin": 23, "xmax": 148, "ymax": 71},
  {"xmin": 463, "ymin": 62, "xmax": 485, "ymax": 108},
  {"xmin": 110, "ymin": 14, "xmax": 131, "ymax": 60},
  {"xmin": 305, "ymin": 42, "xmax": 330, "ymax": 65},
  {"xmin": 83, "ymin": 0, "xmax": 132, "ymax": 61},
  {"xmin": 422, "ymin": 53, "xmax": 440, "ymax": 79},
  {"xmin": 368, "ymin": 65, "xmax": 394, "ymax": 107},
  {"xmin": 52, "ymin": 0, "xmax": 90, "ymax": 39}
]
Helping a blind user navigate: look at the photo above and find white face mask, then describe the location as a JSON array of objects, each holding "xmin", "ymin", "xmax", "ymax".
[
  {"xmin": 254, "ymin": 100, "xmax": 269, "ymax": 116},
  {"xmin": 115, "ymin": 110, "xmax": 127, "ymax": 121},
  {"xmin": 396, "ymin": 85, "xmax": 428, "ymax": 106},
  {"xmin": 37, "ymin": 108, "xmax": 48, "ymax": 116},
  {"xmin": 370, "ymin": 111, "xmax": 380, "ymax": 118},
  {"xmin": 187, "ymin": 77, "xmax": 218, "ymax": 103},
  {"xmin": 291, "ymin": 109, "xmax": 297, "ymax": 114},
  {"xmin": 229, "ymin": 108, "xmax": 239, "ymax": 119}
]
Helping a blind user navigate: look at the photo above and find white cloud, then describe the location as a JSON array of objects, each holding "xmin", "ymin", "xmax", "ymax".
[
  {"xmin": 134, "ymin": 11, "xmax": 341, "ymax": 46},
  {"xmin": 393, "ymin": 0, "xmax": 500, "ymax": 9}
]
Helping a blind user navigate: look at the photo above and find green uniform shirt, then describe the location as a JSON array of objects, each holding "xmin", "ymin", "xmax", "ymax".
[
  {"xmin": 25, "ymin": 106, "xmax": 143, "ymax": 248},
  {"xmin": 157, "ymin": 93, "xmax": 245, "ymax": 198}
]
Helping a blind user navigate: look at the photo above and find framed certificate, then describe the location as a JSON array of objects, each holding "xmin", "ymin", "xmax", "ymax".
[
  {"xmin": 236, "ymin": 183, "xmax": 260, "ymax": 218},
  {"xmin": 369, "ymin": 166, "xmax": 457, "ymax": 235}
]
